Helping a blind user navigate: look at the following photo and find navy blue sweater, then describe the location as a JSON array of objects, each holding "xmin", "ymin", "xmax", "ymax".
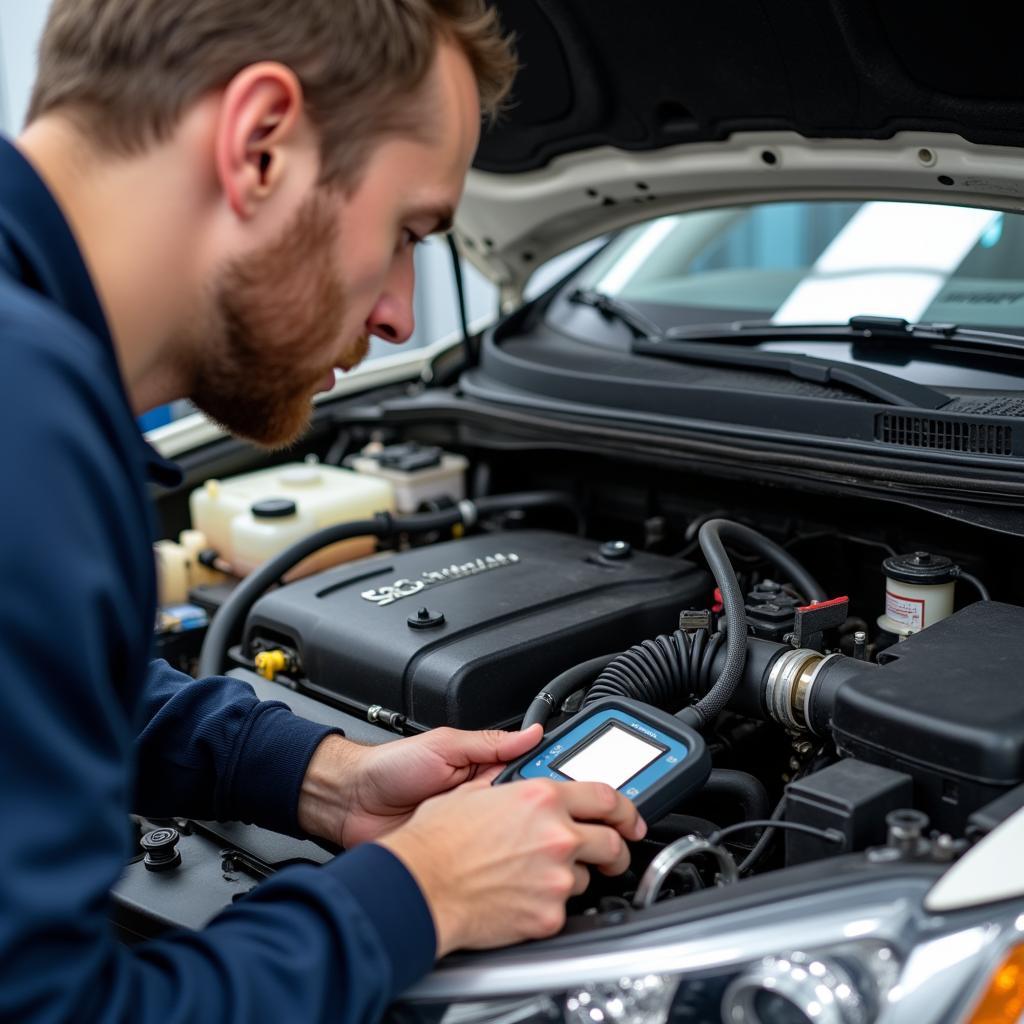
[{"xmin": 0, "ymin": 137, "xmax": 435, "ymax": 1022}]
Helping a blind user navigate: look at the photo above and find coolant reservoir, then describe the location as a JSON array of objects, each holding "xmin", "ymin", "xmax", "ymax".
[
  {"xmin": 190, "ymin": 463, "xmax": 394, "ymax": 577},
  {"xmin": 877, "ymin": 550, "xmax": 957, "ymax": 637},
  {"xmin": 350, "ymin": 442, "xmax": 468, "ymax": 514}
]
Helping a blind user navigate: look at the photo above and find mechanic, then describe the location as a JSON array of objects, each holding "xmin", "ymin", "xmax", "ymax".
[{"xmin": 0, "ymin": 2, "xmax": 647, "ymax": 1021}]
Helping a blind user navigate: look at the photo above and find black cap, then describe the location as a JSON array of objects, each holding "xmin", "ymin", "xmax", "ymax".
[
  {"xmin": 883, "ymin": 551, "xmax": 958, "ymax": 585},
  {"xmin": 251, "ymin": 498, "xmax": 298, "ymax": 519},
  {"xmin": 141, "ymin": 827, "xmax": 182, "ymax": 872},
  {"xmin": 375, "ymin": 442, "xmax": 443, "ymax": 473}
]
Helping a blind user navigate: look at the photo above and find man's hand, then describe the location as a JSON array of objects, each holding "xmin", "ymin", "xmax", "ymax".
[
  {"xmin": 377, "ymin": 778, "xmax": 647, "ymax": 956},
  {"xmin": 297, "ymin": 725, "xmax": 544, "ymax": 847}
]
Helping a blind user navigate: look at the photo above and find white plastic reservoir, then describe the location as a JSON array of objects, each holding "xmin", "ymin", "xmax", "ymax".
[
  {"xmin": 876, "ymin": 550, "xmax": 957, "ymax": 636},
  {"xmin": 190, "ymin": 463, "xmax": 395, "ymax": 577}
]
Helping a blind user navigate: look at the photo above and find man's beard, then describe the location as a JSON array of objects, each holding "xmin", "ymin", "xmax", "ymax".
[{"xmin": 189, "ymin": 192, "xmax": 370, "ymax": 449}]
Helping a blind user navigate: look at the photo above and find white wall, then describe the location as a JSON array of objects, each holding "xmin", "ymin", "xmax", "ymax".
[
  {"xmin": 0, "ymin": 2, "xmax": 49, "ymax": 134},
  {"xmin": 0, "ymin": 1, "xmax": 497, "ymax": 352}
]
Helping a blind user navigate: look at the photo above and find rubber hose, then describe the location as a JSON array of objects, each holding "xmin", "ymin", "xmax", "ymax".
[
  {"xmin": 957, "ymin": 570, "xmax": 991, "ymax": 602},
  {"xmin": 522, "ymin": 654, "xmax": 620, "ymax": 729},
  {"xmin": 582, "ymin": 630, "xmax": 724, "ymax": 711},
  {"xmin": 683, "ymin": 519, "xmax": 750, "ymax": 730},
  {"xmin": 198, "ymin": 490, "xmax": 578, "ymax": 678},
  {"xmin": 714, "ymin": 521, "xmax": 827, "ymax": 603},
  {"xmin": 649, "ymin": 813, "xmax": 721, "ymax": 844},
  {"xmin": 697, "ymin": 769, "xmax": 770, "ymax": 821},
  {"xmin": 199, "ymin": 512, "xmax": 417, "ymax": 678}
]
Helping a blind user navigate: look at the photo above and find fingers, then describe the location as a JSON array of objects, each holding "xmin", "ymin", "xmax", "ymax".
[
  {"xmin": 428, "ymin": 724, "xmax": 543, "ymax": 769},
  {"xmin": 560, "ymin": 781, "xmax": 647, "ymax": 841},
  {"xmin": 571, "ymin": 863, "xmax": 591, "ymax": 896},
  {"xmin": 573, "ymin": 823, "xmax": 631, "ymax": 876}
]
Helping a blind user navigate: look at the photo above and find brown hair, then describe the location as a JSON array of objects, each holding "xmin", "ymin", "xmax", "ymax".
[{"xmin": 28, "ymin": 0, "xmax": 516, "ymax": 183}]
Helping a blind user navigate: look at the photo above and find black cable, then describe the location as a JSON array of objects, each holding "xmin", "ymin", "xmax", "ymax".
[
  {"xmin": 710, "ymin": 818, "xmax": 843, "ymax": 849},
  {"xmin": 784, "ymin": 529, "xmax": 897, "ymax": 559},
  {"xmin": 198, "ymin": 490, "xmax": 579, "ymax": 678},
  {"xmin": 957, "ymin": 570, "xmax": 991, "ymax": 601},
  {"xmin": 447, "ymin": 233, "xmax": 473, "ymax": 368},
  {"xmin": 736, "ymin": 797, "xmax": 787, "ymax": 876}
]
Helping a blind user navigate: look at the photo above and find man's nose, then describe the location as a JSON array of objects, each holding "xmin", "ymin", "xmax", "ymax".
[{"xmin": 366, "ymin": 261, "xmax": 416, "ymax": 344}]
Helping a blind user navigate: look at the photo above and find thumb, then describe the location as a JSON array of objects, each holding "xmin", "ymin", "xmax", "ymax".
[
  {"xmin": 494, "ymin": 723, "xmax": 544, "ymax": 762},
  {"xmin": 444, "ymin": 723, "xmax": 543, "ymax": 767}
]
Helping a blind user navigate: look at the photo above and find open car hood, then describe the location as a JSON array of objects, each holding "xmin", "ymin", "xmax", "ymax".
[{"xmin": 461, "ymin": 0, "xmax": 1024, "ymax": 295}]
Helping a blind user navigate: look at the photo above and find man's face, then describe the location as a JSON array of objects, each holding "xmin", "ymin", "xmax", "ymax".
[{"xmin": 190, "ymin": 41, "xmax": 482, "ymax": 448}]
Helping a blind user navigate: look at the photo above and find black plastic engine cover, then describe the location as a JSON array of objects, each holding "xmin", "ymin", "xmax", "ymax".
[
  {"xmin": 832, "ymin": 602, "xmax": 1024, "ymax": 832},
  {"xmin": 244, "ymin": 530, "xmax": 710, "ymax": 728}
]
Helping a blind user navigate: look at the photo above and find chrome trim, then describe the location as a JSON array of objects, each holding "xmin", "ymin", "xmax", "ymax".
[
  {"xmin": 723, "ymin": 953, "xmax": 865, "ymax": 1024},
  {"xmin": 634, "ymin": 835, "xmax": 738, "ymax": 909},
  {"xmin": 403, "ymin": 883, "xmax": 923, "ymax": 1001}
]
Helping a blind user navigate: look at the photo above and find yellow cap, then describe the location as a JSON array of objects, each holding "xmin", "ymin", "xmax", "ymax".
[{"xmin": 254, "ymin": 649, "xmax": 288, "ymax": 681}]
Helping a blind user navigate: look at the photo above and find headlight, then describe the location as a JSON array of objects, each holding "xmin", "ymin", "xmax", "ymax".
[{"xmin": 394, "ymin": 874, "xmax": 1024, "ymax": 1024}]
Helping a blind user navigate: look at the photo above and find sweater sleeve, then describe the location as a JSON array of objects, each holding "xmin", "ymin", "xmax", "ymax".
[
  {"xmin": 0, "ymin": 323, "xmax": 436, "ymax": 1023},
  {"xmin": 135, "ymin": 660, "xmax": 340, "ymax": 837}
]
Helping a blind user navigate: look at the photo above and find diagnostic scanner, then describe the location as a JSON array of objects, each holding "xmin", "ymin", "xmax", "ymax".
[{"xmin": 495, "ymin": 698, "xmax": 711, "ymax": 824}]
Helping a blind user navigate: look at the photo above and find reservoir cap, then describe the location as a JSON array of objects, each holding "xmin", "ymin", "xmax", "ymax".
[
  {"xmin": 252, "ymin": 498, "xmax": 298, "ymax": 519},
  {"xmin": 883, "ymin": 551, "xmax": 957, "ymax": 585}
]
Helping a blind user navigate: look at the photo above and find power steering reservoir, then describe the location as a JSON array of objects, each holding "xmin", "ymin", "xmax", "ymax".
[{"xmin": 877, "ymin": 550, "xmax": 957, "ymax": 637}]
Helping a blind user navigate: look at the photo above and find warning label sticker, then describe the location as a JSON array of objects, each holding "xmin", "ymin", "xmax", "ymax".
[{"xmin": 885, "ymin": 591, "xmax": 926, "ymax": 631}]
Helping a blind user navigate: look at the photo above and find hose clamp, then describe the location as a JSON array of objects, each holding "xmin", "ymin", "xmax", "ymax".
[
  {"xmin": 795, "ymin": 652, "xmax": 841, "ymax": 735},
  {"xmin": 765, "ymin": 649, "xmax": 831, "ymax": 732},
  {"xmin": 457, "ymin": 499, "xmax": 478, "ymax": 529}
]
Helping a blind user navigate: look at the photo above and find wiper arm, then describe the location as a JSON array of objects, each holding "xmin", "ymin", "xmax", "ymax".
[
  {"xmin": 568, "ymin": 288, "xmax": 666, "ymax": 340},
  {"xmin": 631, "ymin": 336, "xmax": 949, "ymax": 409},
  {"xmin": 568, "ymin": 296, "xmax": 949, "ymax": 407}
]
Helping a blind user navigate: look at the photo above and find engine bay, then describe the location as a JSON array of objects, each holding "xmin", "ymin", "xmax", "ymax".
[{"xmin": 127, "ymin": 433, "xmax": 1024, "ymax": 940}]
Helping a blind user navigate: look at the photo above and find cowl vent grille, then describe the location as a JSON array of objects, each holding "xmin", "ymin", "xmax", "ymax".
[
  {"xmin": 944, "ymin": 396, "xmax": 1024, "ymax": 418},
  {"xmin": 876, "ymin": 415, "xmax": 1013, "ymax": 456}
]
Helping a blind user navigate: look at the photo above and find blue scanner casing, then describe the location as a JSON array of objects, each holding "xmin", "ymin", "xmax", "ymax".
[{"xmin": 495, "ymin": 698, "xmax": 711, "ymax": 824}]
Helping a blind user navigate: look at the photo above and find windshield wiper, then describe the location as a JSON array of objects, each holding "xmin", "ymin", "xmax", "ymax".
[
  {"xmin": 570, "ymin": 290, "xmax": 1024, "ymax": 354},
  {"xmin": 568, "ymin": 291, "xmax": 948, "ymax": 408},
  {"xmin": 568, "ymin": 289, "xmax": 667, "ymax": 340},
  {"xmin": 632, "ymin": 336, "xmax": 949, "ymax": 408},
  {"xmin": 668, "ymin": 314, "xmax": 1024, "ymax": 355}
]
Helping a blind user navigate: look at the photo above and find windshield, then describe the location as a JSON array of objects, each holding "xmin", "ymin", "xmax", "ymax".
[{"xmin": 571, "ymin": 200, "xmax": 1024, "ymax": 333}]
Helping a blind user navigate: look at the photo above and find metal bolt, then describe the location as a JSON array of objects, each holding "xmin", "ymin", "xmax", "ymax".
[
  {"xmin": 887, "ymin": 809, "xmax": 929, "ymax": 856},
  {"xmin": 853, "ymin": 630, "xmax": 868, "ymax": 660}
]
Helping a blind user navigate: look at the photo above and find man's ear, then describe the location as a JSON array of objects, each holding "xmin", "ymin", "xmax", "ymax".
[{"xmin": 214, "ymin": 62, "xmax": 307, "ymax": 220}]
